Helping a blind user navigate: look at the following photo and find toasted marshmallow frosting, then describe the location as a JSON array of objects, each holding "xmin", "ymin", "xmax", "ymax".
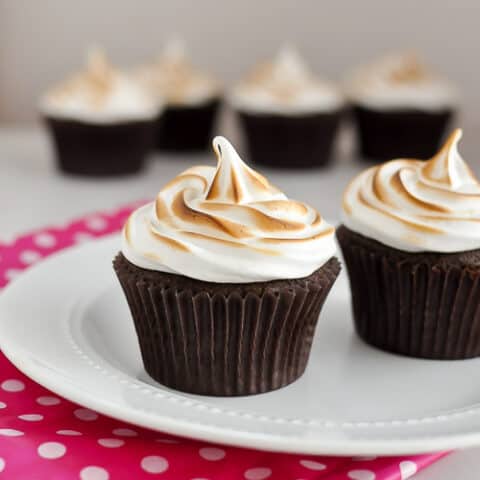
[
  {"xmin": 230, "ymin": 46, "xmax": 343, "ymax": 115},
  {"xmin": 345, "ymin": 52, "xmax": 458, "ymax": 111},
  {"xmin": 136, "ymin": 38, "xmax": 220, "ymax": 106},
  {"xmin": 40, "ymin": 49, "xmax": 160, "ymax": 123},
  {"xmin": 343, "ymin": 129, "xmax": 480, "ymax": 252},
  {"xmin": 122, "ymin": 136, "xmax": 336, "ymax": 282}
]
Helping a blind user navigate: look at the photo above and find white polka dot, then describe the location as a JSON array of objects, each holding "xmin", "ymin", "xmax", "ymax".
[
  {"xmin": 112, "ymin": 428, "xmax": 137, "ymax": 437},
  {"xmin": 244, "ymin": 468, "xmax": 272, "ymax": 480},
  {"xmin": 299, "ymin": 459, "xmax": 326, "ymax": 470},
  {"xmin": 37, "ymin": 396, "xmax": 61, "ymax": 406},
  {"xmin": 98, "ymin": 438, "xmax": 125, "ymax": 448},
  {"xmin": 74, "ymin": 233, "xmax": 94, "ymax": 244},
  {"xmin": 348, "ymin": 470, "xmax": 376, "ymax": 480},
  {"xmin": 74, "ymin": 408, "xmax": 98, "ymax": 421},
  {"xmin": 85, "ymin": 217, "xmax": 108, "ymax": 231},
  {"xmin": 0, "ymin": 402, "xmax": 7, "ymax": 409},
  {"xmin": 57, "ymin": 430, "xmax": 82, "ymax": 436},
  {"xmin": 34, "ymin": 233, "xmax": 56, "ymax": 248},
  {"xmin": 18, "ymin": 414, "xmax": 43, "ymax": 422},
  {"xmin": 400, "ymin": 461, "xmax": 418, "ymax": 479},
  {"xmin": 19, "ymin": 250, "xmax": 41, "ymax": 264},
  {"xmin": 141, "ymin": 456, "xmax": 169, "ymax": 474},
  {"xmin": 37, "ymin": 441, "xmax": 66, "ymax": 459},
  {"xmin": 0, "ymin": 429, "xmax": 23, "ymax": 436},
  {"xmin": 5, "ymin": 269, "xmax": 22, "ymax": 281},
  {"xmin": 0, "ymin": 458, "xmax": 5, "ymax": 472},
  {"xmin": 199, "ymin": 447, "xmax": 226, "ymax": 461},
  {"xmin": 1, "ymin": 379, "xmax": 25, "ymax": 392},
  {"xmin": 80, "ymin": 466, "xmax": 110, "ymax": 480}
]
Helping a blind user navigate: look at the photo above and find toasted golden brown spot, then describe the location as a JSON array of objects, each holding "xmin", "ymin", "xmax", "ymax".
[
  {"xmin": 342, "ymin": 198, "xmax": 352, "ymax": 215},
  {"xmin": 390, "ymin": 171, "xmax": 449, "ymax": 213},
  {"xmin": 262, "ymin": 227, "xmax": 334, "ymax": 244},
  {"xmin": 254, "ymin": 200, "xmax": 308, "ymax": 216},
  {"xmin": 123, "ymin": 217, "xmax": 132, "ymax": 245},
  {"xmin": 162, "ymin": 174, "xmax": 208, "ymax": 193},
  {"xmin": 172, "ymin": 191, "xmax": 252, "ymax": 238},
  {"xmin": 200, "ymin": 201, "xmax": 304, "ymax": 232},
  {"xmin": 244, "ymin": 166, "xmax": 273, "ymax": 191},
  {"xmin": 358, "ymin": 190, "xmax": 443, "ymax": 234},
  {"xmin": 388, "ymin": 54, "xmax": 427, "ymax": 84},
  {"xmin": 311, "ymin": 211, "xmax": 323, "ymax": 228},
  {"xmin": 230, "ymin": 168, "xmax": 241, "ymax": 203},
  {"xmin": 155, "ymin": 197, "xmax": 169, "ymax": 220},
  {"xmin": 143, "ymin": 251, "xmax": 163, "ymax": 261},
  {"xmin": 149, "ymin": 227, "xmax": 190, "ymax": 252}
]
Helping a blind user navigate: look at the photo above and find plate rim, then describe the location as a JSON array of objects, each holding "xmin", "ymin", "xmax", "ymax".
[{"xmin": 1, "ymin": 235, "xmax": 480, "ymax": 455}]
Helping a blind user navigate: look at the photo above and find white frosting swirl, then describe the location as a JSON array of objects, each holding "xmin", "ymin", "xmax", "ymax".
[
  {"xmin": 40, "ymin": 49, "xmax": 160, "ymax": 123},
  {"xmin": 122, "ymin": 136, "xmax": 336, "ymax": 282},
  {"xmin": 136, "ymin": 38, "xmax": 220, "ymax": 106},
  {"xmin": 230, "ymin": 46, "xmax": 343, "ymax": 115},
  {"xmin": 345, "ymin": 52, "xmax": 458, "ymax": 111},
  {"xmin": 343, "ymin": 129, "xmax": 480, "ymax": 252}
]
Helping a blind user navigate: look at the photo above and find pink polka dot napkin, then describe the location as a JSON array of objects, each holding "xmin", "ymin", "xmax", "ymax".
[{"xmin": 0, "ymin": 201, "xmax": 449, "ymax": 479}]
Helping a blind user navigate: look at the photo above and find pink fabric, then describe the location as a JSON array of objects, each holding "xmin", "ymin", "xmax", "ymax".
[{"xmin": 0, "ymin": 201, "xmax": 449, "ymax": 479}]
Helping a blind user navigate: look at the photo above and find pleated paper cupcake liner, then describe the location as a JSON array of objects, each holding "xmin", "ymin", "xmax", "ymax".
[
  {"xmin": 237, "ymin": 110, "xmax": 342, "ymax": 169},
  {"xmin": 114, "ymin": 253, "xmax": 340, "ymax": 396},
  {"xmin": 337, "ymin": 225, "xmax": 480, "ymax": 360}
]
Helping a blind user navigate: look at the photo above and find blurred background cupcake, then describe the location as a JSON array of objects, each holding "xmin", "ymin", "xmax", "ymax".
[
  {"xmin": 230, "ymin": 46, "xmax": 344, "ymax": 169},
  {"xmin": 136, "ymin": 38, "xmax": 222, "ymax": 153},
  {"xmin": 345, "ymin": 51, "xmax": 458, "ymax": 161},
  {"xmin": 40, "ymin": 48, "xmax": 160, "ymax": 177}
]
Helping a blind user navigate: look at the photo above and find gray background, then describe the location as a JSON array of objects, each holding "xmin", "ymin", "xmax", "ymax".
[{"xmin": 1, "ymin": 0, "xmax": 479, "ymax": 125}]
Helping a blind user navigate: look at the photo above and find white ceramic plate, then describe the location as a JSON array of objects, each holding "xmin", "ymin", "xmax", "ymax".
[{"xmin": 1, "ymin": 235, "xmax": 480, "ymax": 455}]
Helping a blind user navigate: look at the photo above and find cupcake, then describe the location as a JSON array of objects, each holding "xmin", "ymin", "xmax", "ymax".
[
  {"xmin": 114, "ymin": 136, "xmax": 340, "ymax": 395},
  {"xmin": 337, "ymin": 128, "xmax": 480, "ymax": 360},
  {"xmin": 230, "ymin": 46, "xmax": 344, "ymax": 168},
  {"xmin": 40, "ymin": 49, "xmax": 160, "ymax": 176},
  {"xmin": 345, "ymin": 52, "xmax": 458, "ymax": 161},
  {"xmin": 137, "ymin": 39, "xmax": 221, "ymax": 152}
]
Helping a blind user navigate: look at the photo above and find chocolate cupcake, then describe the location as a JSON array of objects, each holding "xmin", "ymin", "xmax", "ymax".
[
  {"xmin": 338, "ymin": 128, "xmax": 480, "ymax": 359},
  {"xmin": 114, "ymin": 136, "xmax": 340, "ymax": 395},
  {"xmin": 40, "ymin": 49, "xmax": 160, "ymax": 176},
  {"xmin": 230, "ymin": 46, "xmax": 344, "ymax": 168},
  {"xmin": 345, "ymin": 52, "xmax": 458, "ymax": 161},
  {"xmin": 136, "ymin": 39, "xmax": 221, "ymax": 152}
]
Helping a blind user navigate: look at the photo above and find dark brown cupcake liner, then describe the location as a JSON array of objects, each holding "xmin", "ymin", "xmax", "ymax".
[
  {"xmin": 337, "ymin": 225, "xmax": 480, "ymax": 360},
  {"xmin": 351, "ymin": 106, "xmax": 453, "ymax": 161},
  {"xmin": 44, "ymin": 116, "xmax": 156, "ymax": 176},
  {"xmin": 237, "ymin": 110, "xmax": 343, "ymax": 169},
  {"xmin": 113, "ymin": 253, "xmax": 340, "ymax": 396},
  {"xmin": 155, "ymin": 99, "xmax": 220, "ymax": 152}
]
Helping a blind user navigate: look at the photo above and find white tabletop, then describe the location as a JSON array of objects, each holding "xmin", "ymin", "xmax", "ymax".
[{"xmin": 1, "ymin": 126, "xmax": 479, "ymax": 479}]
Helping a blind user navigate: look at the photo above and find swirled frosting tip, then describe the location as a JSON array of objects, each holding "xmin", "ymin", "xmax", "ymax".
[
  {"xmin": 121, "ymin": 135, "xmax": 336, "ymax": 282},
  {"xmin": 423, "ymin": 128, "xmax": 477, "ymax": 191},
  {"xmin": 208, "ymin": 136, "xmax": 282, "ymax": 204},
  {"xmin": 343, "ymin": 128, "xmax": 480, "ymax": 252}
]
